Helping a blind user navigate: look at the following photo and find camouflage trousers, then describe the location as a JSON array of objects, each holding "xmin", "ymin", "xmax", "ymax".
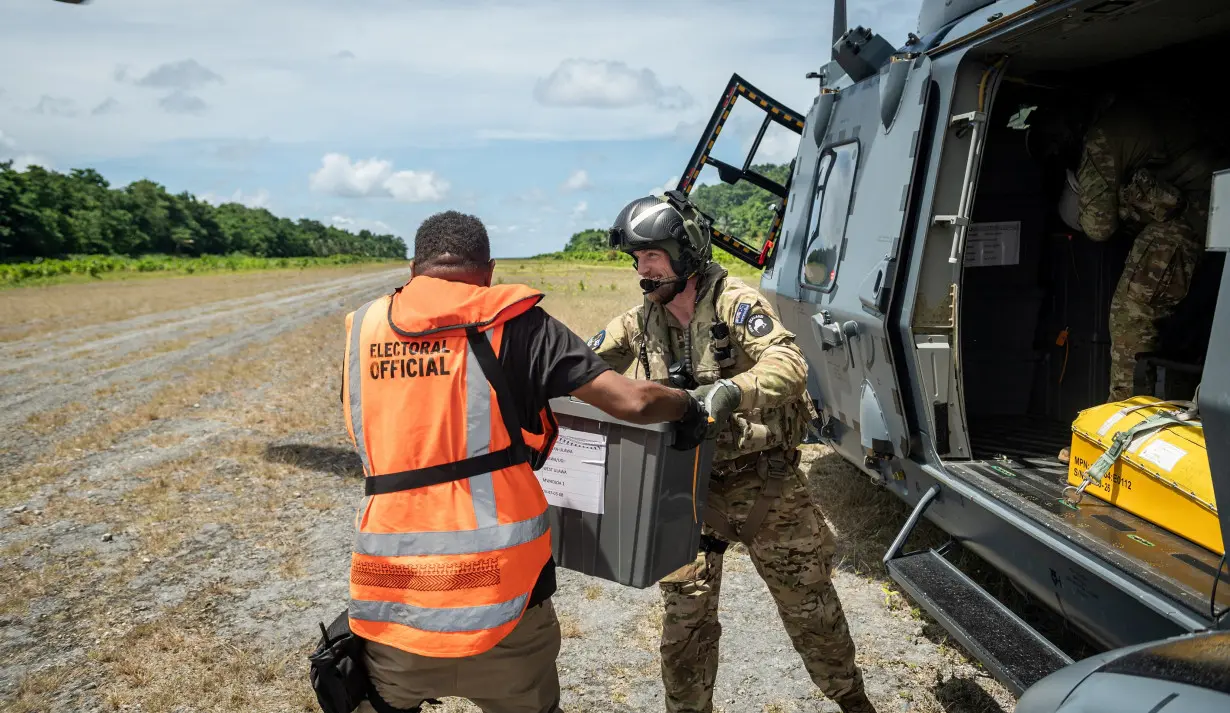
[
  {"xmin": 657, "ymin": 447, "xmax": 864, "ymax": 713},
  {"xmin": 1107, "ymin": 220, "xmax": 1201, "ymax": 402}
]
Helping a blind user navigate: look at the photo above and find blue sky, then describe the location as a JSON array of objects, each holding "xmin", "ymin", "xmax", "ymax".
[{"xmin": 0, "ymin": 0, "xmax": 923, "ymax": 257}]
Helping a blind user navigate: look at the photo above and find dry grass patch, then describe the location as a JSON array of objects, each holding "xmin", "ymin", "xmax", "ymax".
[
  {"xmin": 94, "ymin": 337, "xmax": 196, "ymax": 372},
  {"xmin": 145, "ymin": 431, "xmax": 193, "ymax": 448},
  {"xmin": 0, "ymin": 558, "xmax": 73, "ymax": 616},
  {"xmin": 93, "ymin": 383, "xmax": 122, "ymax": 399},
  {"xmin": 6, "ymin": 664, "xmax": 76, "ymax": 713},
  {"xmin": 2, "ymin": 537, "xmax": 32, "ymax": 557},
  {"xmin": 91, "ymin": 589, "xmax": 321, "ymax": 713},
  {"xmin": 304, "ymin": 496, "xmax": 338, "ymax": 511},
  {"xmin": 558, "ymin": 612, "xmax": 584, "ymax": 639},
  {"xmin": 632, "ymin": 602, "xmax": 665, "ymax": 651},
  {"xmin": 493, "ymin": 263, "xmax": 644, "ymax": 339},
  {"xmin": 801, "ymin": 446, "xmax": 942, "ymax": 577},
  {"xmin": 47, "ymin": 381, "xmax": 216, "ymax": 461},
  {"xmin": 0, "ymin": 263, "xmax": 399, "ymax": 343},
  {"xmin": 24, "ymin": 401, "xmax": 88, "ymax": 435},
  {"xmin": 279, "ymin": 552, "xmax": 308, "ymax": 579}
]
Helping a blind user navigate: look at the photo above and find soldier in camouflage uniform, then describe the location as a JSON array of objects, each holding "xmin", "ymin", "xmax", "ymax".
[
  {"xmin": 1071, "ymin": 95, "xmax": 1225, "ymax": 406},
  {"xmin": 587, "ymin": 191, "xmax": 876, "ymax": 713}
]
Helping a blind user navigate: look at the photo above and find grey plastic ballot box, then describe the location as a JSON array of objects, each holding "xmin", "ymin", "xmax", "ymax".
[{"xmin": 542, "ymin": 396, "xmax": 718, "ymax": 588}]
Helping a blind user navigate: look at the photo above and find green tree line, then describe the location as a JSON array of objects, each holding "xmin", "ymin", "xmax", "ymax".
[
  {"xmin": 560, "ymin": 163, "xmax": 790, "ymax": 255},
  {"xmin": 0, "ymin": 162, "xmax": 407, "ymax": 260}
]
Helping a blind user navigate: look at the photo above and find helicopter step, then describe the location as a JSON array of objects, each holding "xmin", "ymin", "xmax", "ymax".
[{"xmin": 884, "ymin": 487, "xmax": 1073, "ymax": 697}]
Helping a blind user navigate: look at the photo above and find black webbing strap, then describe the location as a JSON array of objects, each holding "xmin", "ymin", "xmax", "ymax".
[
  {"xmin": 464, "ymin": 326, "xmax": 528, "ymax": 451},
  {"xmin": 364, "ymin": 447, "xmax": 529, "ymax": 495},
  {"xmin": 362, "ymin": 326, "xmax": 531, "ymax": 497}
]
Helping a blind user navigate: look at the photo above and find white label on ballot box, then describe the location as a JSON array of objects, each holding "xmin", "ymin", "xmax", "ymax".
[{"xmin": 536, "ymin": 427, "xmax": 607, "ymax": 514}]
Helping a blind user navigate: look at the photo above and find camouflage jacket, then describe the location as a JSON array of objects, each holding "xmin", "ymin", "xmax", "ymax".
[
  {"xmin": 1077, "ymin": 96, "xmax": 1226, "ymax": 241},
  {"xmin": 588, "ymin": 262, "xmax": 818, "ymax": 462}
]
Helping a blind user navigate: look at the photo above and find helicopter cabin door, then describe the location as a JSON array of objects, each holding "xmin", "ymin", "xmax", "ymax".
[
  {"xmin": 766, "ymin": 52, "xmax": 937, "ymax": 470},
  {"xmin": 768, "ymin": 52, "xmax": 939, "ymax": 468}
]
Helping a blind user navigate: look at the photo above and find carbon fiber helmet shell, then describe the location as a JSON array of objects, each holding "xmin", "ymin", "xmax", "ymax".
[{"xmin": 608, "ymin": 191, "xmax": 713, "ymax": 278}]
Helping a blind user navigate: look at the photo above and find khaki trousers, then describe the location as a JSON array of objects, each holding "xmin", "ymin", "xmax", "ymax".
[
  {"xmin": 658, "ymin": 453, "xmax": 864, "ymax": 713},
  {"xmin": 357, "ymin": 599, "xmax": 563, "ymax": 713}
]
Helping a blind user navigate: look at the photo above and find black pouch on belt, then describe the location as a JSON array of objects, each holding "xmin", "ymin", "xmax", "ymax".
[
  {"xmin": 308, "ymin": 610, "xmax": 437, "ymax": 713},
  {"xmin": 309, "ymin": 609, "xmax": 371, "ymax": 713}
]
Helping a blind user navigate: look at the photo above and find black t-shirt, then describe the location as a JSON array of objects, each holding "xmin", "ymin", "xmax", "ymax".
[
  {"xmin": 498, "ymin": 306, "xmax": 612, "ymax": 434},
  {"xmin": 496, "ymin": 306, "xmax": 612, "ymax": 606}
]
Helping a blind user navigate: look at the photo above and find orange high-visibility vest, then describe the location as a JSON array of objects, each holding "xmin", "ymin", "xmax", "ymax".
[{"xmin": 341, "ymin": 274, "xmax": 559, "ymax": 658}]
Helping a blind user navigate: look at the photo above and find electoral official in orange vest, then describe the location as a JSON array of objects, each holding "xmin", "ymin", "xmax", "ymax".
[{"xmin": 342, "ymin": 274, "xmax": 564, "ymax": 658}]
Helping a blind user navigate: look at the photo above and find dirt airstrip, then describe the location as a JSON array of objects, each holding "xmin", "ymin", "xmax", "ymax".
[{"xmin": 1, "ymin": 263, "xmax": 1020, "ymax": 712}]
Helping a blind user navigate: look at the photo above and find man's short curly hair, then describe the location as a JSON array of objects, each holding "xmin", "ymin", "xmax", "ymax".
[{"xmin": 413, "ymin": 210, "xmax": 491, "ymax": 269}]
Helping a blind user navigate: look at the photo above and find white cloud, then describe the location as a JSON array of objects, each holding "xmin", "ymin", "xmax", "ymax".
[
  {"xmin": 134, "ymin": 59, "xmax": 224, "ymax": 91},
  {"xmin": 0, "ymin": 0, "xmax": 924, "ymax": 258},
  {"xmin": 33, "ymin": 95, "xmax": 77, "ymax": 117},
  {"xmin": 534, "ymin": 59, "xmax": 691, "ymax": 110},
  {"xmin": 571, "ymin": 201, "xmax": 588, "ymax": 220},
  {"xmin": 91, "ymin": 97, "xmax": 119, "ymax": 116},
  {"xmin": 201, "ymin": 188, "xmax": 270, "ymax": 209},
  {"xmin": 561, "ymin": 169, "xmax": 590, "ymax": 192},
  {"xmin": 309, "ymin": 153, "xmax": 450, "ymax": 203},
  {"xmin": 214, "ymin": 138, "xmax": 269, "ymax": 162},
  {"xmin": 745, "ymin": 130, "xmax": 800, "ymax": 165},
  {"xmin": 0, "ymin": 129, "xmax": 52, "ymax": 171},
  {"xmin": 507, "ymin": 187, "xmax": 549, "ymax": 205},
  {"xmin": 1, "ymin": 0, "xmax": 910, "ymax": 157},
  {"xmin": 385, "ymin": 170, "xmax": 450, "ymax": 203},
  {"xmin": 330, "ymin": 215, "xmax": 394, "ymax": 234},
  {"xmin": 651, "ymin": 176, "xmax": 680, "ymax": 197},
  {"xmin": 159, "ymin": 90, "xmax": 209, "ymax": 116},
  {"xmin": 12, "ymin": 154, "xmax": 54, "ymax": 171}
]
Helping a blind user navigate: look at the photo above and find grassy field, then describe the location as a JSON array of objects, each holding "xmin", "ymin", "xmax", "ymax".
[
  {"xmin": 0, "ymin": 258, "xmax": 1027, "ymax": 713},
  {"xmin": 529, "ymin": 249, "xmax": 764, "ymax": 280},
  {"xmin": 0, "ymin": 253, "xmax": 406, "ymax": 288},
  {"xmin": 0, "ymin": 249, "xmax": 761, "ymax": 290}
]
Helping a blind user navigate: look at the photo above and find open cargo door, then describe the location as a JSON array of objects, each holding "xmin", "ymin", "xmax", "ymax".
[{"xmin": 675, "ymin": 73, "xmax": 805, "ymax": 270}]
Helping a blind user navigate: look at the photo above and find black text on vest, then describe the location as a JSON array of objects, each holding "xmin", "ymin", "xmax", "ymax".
[{"xmin": 368, "ymin": 340, "xmax": 453, "ymax": 380}]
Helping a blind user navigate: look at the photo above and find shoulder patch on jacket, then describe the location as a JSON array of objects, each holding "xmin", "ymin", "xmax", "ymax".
[
  {"xmin": 587, "ymin": 330, "xmax": 605, "ymax": 350},
  {"xmin": 746, "ymin": 313, "xmax": 774, "ymax": 338},
  {"xmin": 734, "ymin": 302, "xmax": 752, "ymax": 325}
]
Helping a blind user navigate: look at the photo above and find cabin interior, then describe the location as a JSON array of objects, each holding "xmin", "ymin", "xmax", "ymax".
[{"xmin": 955, "ymin": 27, "xmax": 1229, "ymax": 466}]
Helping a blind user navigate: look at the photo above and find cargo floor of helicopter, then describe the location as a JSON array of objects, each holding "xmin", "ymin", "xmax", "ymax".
[{"xmin": 949, "ymin": 417, "xmax": 1230, "ymax": 622}]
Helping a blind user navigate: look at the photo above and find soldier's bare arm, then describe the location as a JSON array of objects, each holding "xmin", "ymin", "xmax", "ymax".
[
  {"xmin": 722, "ymin": 288, "xmax": 809, "ymax": 411},
  {"xmin": 1077, "ymin": 125, "xmax": 1121, "ymax": 241}
]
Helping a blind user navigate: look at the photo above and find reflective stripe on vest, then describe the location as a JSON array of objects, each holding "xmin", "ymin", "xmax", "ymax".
[{"xmin": 341, "ymin": 277, "xmax": 557, "ymax": 659}]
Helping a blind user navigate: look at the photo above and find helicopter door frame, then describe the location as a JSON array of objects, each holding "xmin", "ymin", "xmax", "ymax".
[{"xmin": 675, "ymin": 73, "xmax": 805, "ymax": 269}]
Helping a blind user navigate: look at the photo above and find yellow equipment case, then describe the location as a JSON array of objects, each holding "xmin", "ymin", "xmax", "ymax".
[{"xmin": 1066, "ymin": 396, "xmax": 1222, "ymax": 555}]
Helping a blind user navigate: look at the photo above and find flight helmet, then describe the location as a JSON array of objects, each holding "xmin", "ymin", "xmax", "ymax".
[{"xmin": 608, "ymin": 190, "xmax": 713, "ymax": 283}]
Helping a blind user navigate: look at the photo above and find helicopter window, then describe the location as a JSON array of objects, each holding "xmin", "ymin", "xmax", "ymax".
[{"xmin": 801, "ymin": 141, "xmax": 859, "ymax": 291}]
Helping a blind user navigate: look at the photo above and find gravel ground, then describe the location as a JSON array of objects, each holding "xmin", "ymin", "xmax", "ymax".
[{"xmin": 1, "ymin": 266, "xmax": 1017, "ymax": 713}]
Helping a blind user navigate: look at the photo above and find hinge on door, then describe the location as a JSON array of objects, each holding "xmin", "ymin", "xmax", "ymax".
[
  {"xmin": 911, "ymin": 283, "xmax": 958, "ymax": 331},
  {"xmin": 945, "ymin": 282, "xmax": 958, "ymax": 329}
]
